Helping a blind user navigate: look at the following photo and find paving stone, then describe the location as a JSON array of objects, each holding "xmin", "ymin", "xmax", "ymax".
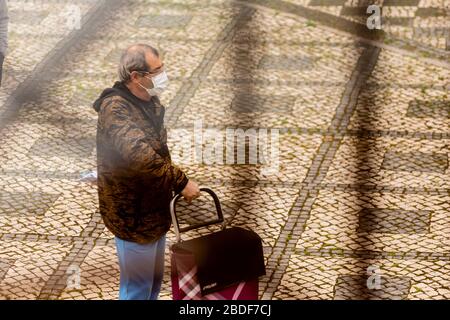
[
  {"xmin": 0, "ymin": 241, "xmax": 72, "ymax": 299},
  {"xmin": 383, "ymin": 17, "xmax": 413, "ymax": 27},
  {"xmin": 104, "ymin": 48, "xmax": 124, "ymax": 65},
  {"xmin": 0, "ymin": 191, "xmax": 60, "ymax": 217},
  {"xmin": 348, "ymin": 49, "xmax": 449, "ymax": 133},
  {"xmin": 296, "ymin": 190, "xmax": 449, "ymax": 254},
  {"xmin": 383, "ymin": 0, "xmax": 420, "ymax": 5},
  {"xmin": 231, "ymin": 93, "xmax": 296, "ymax": 114},
  {"xmin": 325, "ymin": 136, "xmax": 450, "ymax": 188},
  {"xmin": 0, "ymin": 259, "xmax": 15, "ymax": 282},
  {"xmin": 27, "ymin": 116, "xmax": 97, "ymax": 133},
  {"xmin": 9, "ymin": 10, "xmax": 49, "ymax": 25},
  {"xmin": 358, "ymin": 208, "xmax": 432, "ymax": 234},
  {"xmin": 415, "ymin": 8, "xmax": 448, "ymax": 18},
  {"xmin": 28, "ymin": 137, "xmax": 95, "ymax": 160},
  {"xmin": 135, "ymin": 15, "xmax": 192, "ymax": 29},
  {"xmin": 413, "ymin": 27, "xmax": 450, "ymax": 39},
  {"xmin": 68, "ymin": 89, "xmax": 105, "ymax": 107},
  {"xmin": 334, "ymin": 275, "xmax": 411, "ymax": 300},
  {"xmin": 406, "ymin": 100, "xmax": 450, "ymax": 119},
  {"xmin": 297, "ymin": 0, "xmax": 450, "ymax": 50},
  {"xmin": 381, "ymin": 151, "xmax": 448, "ymax": 174},
  {"xmin": 340, "ymin": 7, "xmax": 372, "ymax": 17},
  {"xmin": 309, "ymin": 0, "xmax": 346, "ymax": 6},
  {"xmin": 258, "ymin": 55, "xmax": 316, "ymax": 71}
]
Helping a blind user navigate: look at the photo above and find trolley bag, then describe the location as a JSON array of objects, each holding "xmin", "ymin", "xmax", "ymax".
[{"xmin": 170, "ymin": 188, "xmax": 266, "ymax": 300}]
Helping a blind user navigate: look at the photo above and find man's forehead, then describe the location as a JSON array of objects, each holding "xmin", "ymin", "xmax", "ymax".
[{"xmin": 146, "ymin": 52, "xmax": 163, "ymax": 68}]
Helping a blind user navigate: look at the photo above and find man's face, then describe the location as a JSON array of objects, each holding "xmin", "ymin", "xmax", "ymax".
[{"xmin": 135, "ymin": 52, "xmax": 165, "ymax": 90}]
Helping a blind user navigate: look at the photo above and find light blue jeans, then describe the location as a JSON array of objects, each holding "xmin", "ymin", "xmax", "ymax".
[{"xmin": 115, "ymin": 235, "xmax": 166, "ymax": 300}]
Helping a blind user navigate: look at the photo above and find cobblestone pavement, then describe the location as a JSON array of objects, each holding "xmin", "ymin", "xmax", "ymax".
[
  {"xmin": 286, "ymin": 0, "xmax": 450, "ymax": 51},
  {"xmin": 0, "ymin": 0, "xmax": 448, "ymax": 300}
]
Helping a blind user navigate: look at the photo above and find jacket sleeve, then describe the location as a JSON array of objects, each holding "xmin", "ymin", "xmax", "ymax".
[{"xmin": 101, "ymin": 98, "xmax": 189, "ymax": 194}]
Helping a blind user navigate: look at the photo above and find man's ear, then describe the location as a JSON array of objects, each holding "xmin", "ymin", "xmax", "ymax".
[{"xmin": 129, "ymin": 71, "xmax": 140, "ymax": 83}]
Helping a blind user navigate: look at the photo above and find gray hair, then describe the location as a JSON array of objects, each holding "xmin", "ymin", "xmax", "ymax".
[{"xmin": 118, "ymin": 44, "xmax": 159, "ymax": 83}]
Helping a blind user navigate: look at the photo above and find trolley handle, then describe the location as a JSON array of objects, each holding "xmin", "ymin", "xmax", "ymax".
[{"xmin": 170, "ymin": 187, "xmax": 226, "ymax": 243}]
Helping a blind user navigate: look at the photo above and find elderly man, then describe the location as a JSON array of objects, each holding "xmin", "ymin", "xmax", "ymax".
[
  {"xmin": 93, "ymin": 44, "xmax": 200, "ymax": 300},
  {"xmin": 0, "ymin": 0, "xmax": 8, "ymax": 86}
]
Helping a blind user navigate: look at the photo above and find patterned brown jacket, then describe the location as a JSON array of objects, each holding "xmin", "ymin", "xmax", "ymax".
[{"xmin": 94, "ymin": 81, "xmax": 188, "ymax": 244}]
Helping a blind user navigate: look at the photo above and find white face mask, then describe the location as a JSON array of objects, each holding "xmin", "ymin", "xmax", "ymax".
[{"xmin": 139, "ymin": 71, "xmax": 169, "ymax": 96}]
